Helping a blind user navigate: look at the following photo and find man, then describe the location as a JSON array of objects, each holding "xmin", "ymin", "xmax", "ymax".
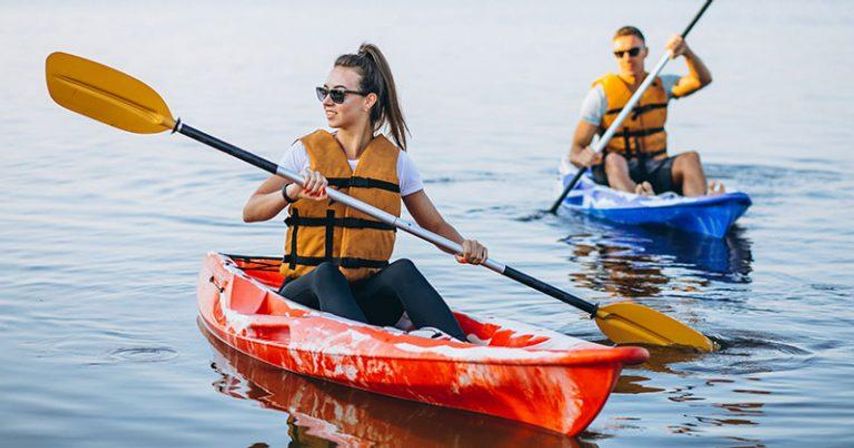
[{"xmin": 569, "ymin": 26, "xmax": 723, "ymax": 196}]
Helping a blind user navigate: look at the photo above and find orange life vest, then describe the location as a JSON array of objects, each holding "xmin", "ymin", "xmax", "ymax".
[
  {"xmin": 281, "ymin": 130, "xmax": 401, "ymax": 282},
  {"xmin": 595, "ymin": 73, "xmax": 669, "ymax": 157}
]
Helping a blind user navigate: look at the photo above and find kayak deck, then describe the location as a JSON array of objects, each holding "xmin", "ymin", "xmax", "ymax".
[
  {"xmin": 197, "ymin": 253, "xmax": 649, "ymax": 436},
  {"xmin": 559, "ymin": 170, "xmax": 751, "ymax": 238}
]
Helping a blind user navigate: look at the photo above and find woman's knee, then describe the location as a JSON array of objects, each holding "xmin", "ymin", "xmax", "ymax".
[
  {"xmin": 387, "ymin": 258, "xmax": 417, "ymax": 274},
  {"xmin": 383, "ymin": 259, "xmax": 427, "ymax": 283},
  {"xmin": 312, "ymin": 262, "xmax": 345, "ymax": 282},
  {"xmin": 314, "ymin": 261, "xmax": 337, "ymax": 273}
]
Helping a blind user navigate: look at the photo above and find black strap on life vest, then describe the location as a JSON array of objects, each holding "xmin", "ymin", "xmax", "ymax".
[
  {"xmin": 618, "ymin": 127, "xmax": 665, "ymax": 138},
  {"xmin": 600, "ymin": 126, "xmax": 667, "ymax": 160},
  {"xmin": 284, "ymin": 207, "xmax": 397, "ymax": 272},
  {"xmin": 288, "ymin": 209, "xmax": 299, "ymax": 269},
  {"xmin": 326, "ymin": 176, "xmax": 400, "ymax": 193},
  {"xmin": 281, "ymin": 254, "xmax": 390, "ymax": 269},
  {"xmin": 623, "ymin": 128, "xmax": 633, "ymax": 158},
  {"xmin": 284, "ymin": 170, "xmax": 399, "ymax": 271},
  {"xmin": 285, "ymin": 215, "xmax": 396, "ymax": 231},
  {"xmin": 607, "ymin": 127, "xmax": 665, "ymax": 160},
  {"xmin": 606, "ymin": 102, "xmax": 667, "ymax": 118},
  {"xmin": 324, "ymin": 209, "xmax": 335, "ymax": 261}
]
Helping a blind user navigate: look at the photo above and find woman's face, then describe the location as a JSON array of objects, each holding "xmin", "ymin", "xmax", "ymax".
[{"xmin": 320, "ymin": 66, "xmax": 376, "ymax": 130}]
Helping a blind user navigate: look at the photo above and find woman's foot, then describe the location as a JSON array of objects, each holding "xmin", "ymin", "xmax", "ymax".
[
  {"xmin": 634, "ymin": 181, "xmax": 655, "ymax": 196},
  {"xmin": 408, "ymin": 327, "xmax": 455, "ymax": 341},
  {"xmin": 707, "ymin": 180, "xmax": 726, "ymax": 196}
]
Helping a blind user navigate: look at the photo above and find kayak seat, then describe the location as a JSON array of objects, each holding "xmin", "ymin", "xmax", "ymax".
[
  {"xmin": 228, "ymin": 275, "xmax": 270, "ymax": 315},
  {"xmin": 253, "ymin": 291, "xmax": 297, "ymax": 316},
  {"xmin": 229, "ymin": 256, "xmax": 285, "ymax": 289},
  {"xmin": 243, "ymin": 316, "xmax": 291, "ymax": 344},
  {"xmin": 225, "ymin": 272, "xmax": 306, "ymax": 318}
]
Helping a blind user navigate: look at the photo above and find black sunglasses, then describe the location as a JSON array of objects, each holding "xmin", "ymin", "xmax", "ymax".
[
  {"xmin": 315, "ymin": 86, "xmax": 367, "ymax": 104},
  {"xmin": 613, "ymin": 47, "xmax": 643, "ymax": 58}
]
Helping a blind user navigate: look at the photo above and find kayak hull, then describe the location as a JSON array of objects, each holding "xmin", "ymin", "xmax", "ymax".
[
  {"xmin": 203, "ymin": 324, "xmax": 582, "ymax": 446},
  {"xmin": 197, "ymin": 253, "xmax": 649, "ymax": 436},
  {"xmin": 559, "ymin": 172, "xmax": 751, "ymax": 238}
]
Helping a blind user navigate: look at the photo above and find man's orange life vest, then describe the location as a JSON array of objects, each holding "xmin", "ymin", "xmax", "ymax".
[
  {"xmin": 595, "ymin": 73, "xmax": 669, "ymax": 158},
  {"xmin": 281, "ymin": 130, "xmax": 401, "ymax": 282}
]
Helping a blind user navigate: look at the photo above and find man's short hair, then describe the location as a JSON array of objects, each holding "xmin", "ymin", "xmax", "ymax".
[{"xmin": 613, "ymin": 26, "xmax": 645, "ymax": 43}]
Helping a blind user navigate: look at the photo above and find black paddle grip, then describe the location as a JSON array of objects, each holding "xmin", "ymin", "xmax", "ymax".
[
  {"xmin": 681, "ymin": 0, "xmax": 713, "ymax": 38},
  {"xmin": 502, "ymin": 266, "xmax": 599, "ymax": 317},
  {"xmin": 178, "ymin": 123, "xmax": 279, "ymax": 175}
]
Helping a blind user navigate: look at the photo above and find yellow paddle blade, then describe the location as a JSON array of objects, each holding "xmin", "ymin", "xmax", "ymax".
[
  {"xmin": 595, "ymin": 301, "xmax": 716, "ymax": 352},
  {"xmin": 45, "ymin": 52, "xmax": 175, "ymax": 134}
]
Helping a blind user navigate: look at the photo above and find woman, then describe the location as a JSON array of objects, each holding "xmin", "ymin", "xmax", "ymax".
[{"xmin": 243, "ymin": 43, "xmax": 487, "ymax": 341}]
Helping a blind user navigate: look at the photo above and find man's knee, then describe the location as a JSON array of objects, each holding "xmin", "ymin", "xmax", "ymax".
[
  {"xmin": 677, "ymin": 151, "xmax": 701, "ymax": 167},
  {"xmin": 604, "ymin": 152, "xmax": 628, "ymax": 171}
]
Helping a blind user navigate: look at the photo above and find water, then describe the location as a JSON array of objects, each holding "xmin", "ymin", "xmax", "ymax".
[{"xmin": 2, "ymin": 0, "xmax": 853, "ymax": 446}]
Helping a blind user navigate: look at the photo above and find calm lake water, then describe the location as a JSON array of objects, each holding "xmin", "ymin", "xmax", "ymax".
[{"xmin": 2, "ymin": 1, "xmax": 853, "ymax": 446}]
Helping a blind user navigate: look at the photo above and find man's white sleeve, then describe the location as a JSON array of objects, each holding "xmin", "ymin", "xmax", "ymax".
[{"xmin": 579, "ymin": 85, "xmax": 606, "ymax": 126}]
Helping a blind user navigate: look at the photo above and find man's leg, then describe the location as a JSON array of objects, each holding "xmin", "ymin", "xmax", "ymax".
[
  {"xmin": 604, "ymin": 152, "xmax": 653, "ymax": 195},
  {"xmin": 671, "ymin": 151, "xmax": 713, "ymax": 197}
]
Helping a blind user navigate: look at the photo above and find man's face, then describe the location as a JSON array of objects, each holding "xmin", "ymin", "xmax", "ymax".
[{"xmin": 612, "ymin": 35, "xmax": 648, "ymax": 77}]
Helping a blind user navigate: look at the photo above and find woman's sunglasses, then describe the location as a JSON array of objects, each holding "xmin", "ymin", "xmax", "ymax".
[
  {"xmin": 315, "ymin": 86, "xmax": 366, "ymax": 104},
  {"xmin": 613, "ymin": 47, "xmax": 643, "ymax": 58}
]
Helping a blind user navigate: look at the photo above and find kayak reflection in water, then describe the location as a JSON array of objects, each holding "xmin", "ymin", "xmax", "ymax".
[
  {"xmin": 564, "ymin": 224, "xmax": 753, "ymax": 298},
  {"xmin": 568, "ymin": 25, "xmax": 722, "ymax": 197},
  {"xmin": 242, "ymin": 43, "xmax": 487, "ymax": 342},
  {"xmin": 202, "ymin": 324, "xmax": 583, "ymax": 448}
]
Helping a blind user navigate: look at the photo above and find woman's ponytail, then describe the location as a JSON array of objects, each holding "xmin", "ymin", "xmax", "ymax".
[{"xmin": 335, "ymin": 43, "xmax": 410, "ymax": 150}]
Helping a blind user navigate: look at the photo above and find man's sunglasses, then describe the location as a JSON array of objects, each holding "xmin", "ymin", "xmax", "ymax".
[
  {"xmin": 315, "ymin": 86, "xmax": 366, "ymax": 104},
  {"xmin": 613, "ymin": 47, "xmax": 643, "ymax": 58}
]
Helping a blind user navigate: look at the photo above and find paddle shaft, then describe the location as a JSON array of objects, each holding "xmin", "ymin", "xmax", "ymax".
[
  {"xmin": 548, "ymin": 0, "xmax": 713, "ymax": 214},
  {"xmin": 176, "ymin": 122, "xmax": 599, "ymax": 316}
]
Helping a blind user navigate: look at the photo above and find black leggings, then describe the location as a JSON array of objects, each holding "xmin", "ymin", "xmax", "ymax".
[{"xmin": 278, "ymin": 259, "xmax": 466, "ymax": 341}]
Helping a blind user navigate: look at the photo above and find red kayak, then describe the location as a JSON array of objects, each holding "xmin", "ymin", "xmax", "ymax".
[
  {"xmin": 197, "ymin": 253, "xmax": 649, "ymax": 436},
  {"xmin": 202, "ymin": 323, "xmax": 590, "ymax": 446}
]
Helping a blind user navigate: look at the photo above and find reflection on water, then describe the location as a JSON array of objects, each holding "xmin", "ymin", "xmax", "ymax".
[
  {"xmin": 201, "ymin": 322, "xmax": 589, "ymax": 448},
  {"xmin": 612, "ymin": 375, "xmax": 665, "ymax": 395},
  {"xmin": 605, "ymin": 337, "xmax": 784, "ymax": 447},
  {"xmin": 559, "ymin": 218, "xmax": 753, "ymax": 298}
]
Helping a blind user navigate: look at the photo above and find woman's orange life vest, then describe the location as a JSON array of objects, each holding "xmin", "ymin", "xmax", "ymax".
[
  {"xmin": 280, "ymin": 130, "xmax": 401, "ymax": 282},
  {"xmin": 595, "ymin": 73, "xmax": 670, "ymax": 158}
]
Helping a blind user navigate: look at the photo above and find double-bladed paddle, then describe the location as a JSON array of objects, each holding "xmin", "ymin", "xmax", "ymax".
[
  {"xmin": 45, "ymin": 51, "xmax": 715, "ymax": 351},
  {"xmin": 548, "ymin": 0, "xmax": 714, "ymax": 214}
]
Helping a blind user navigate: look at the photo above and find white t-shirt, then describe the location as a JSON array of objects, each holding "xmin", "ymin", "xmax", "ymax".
[
  {"xmin": 278, "ymin": 139, "xmax": 424, "ymax": 197},
  {"xmin": 579, "ymin": 74, "xmax": 681, "ymax": 126}
]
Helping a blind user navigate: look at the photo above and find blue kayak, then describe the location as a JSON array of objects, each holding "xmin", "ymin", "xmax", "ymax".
[{"xmin": 558, "ymin": 168, "xmax": 751, "ymax": 238}]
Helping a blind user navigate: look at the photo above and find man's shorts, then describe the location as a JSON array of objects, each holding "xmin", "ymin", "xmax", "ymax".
[{"xmin": 591, "ymin": 154, "xmax": 679, "ymax": 195}]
